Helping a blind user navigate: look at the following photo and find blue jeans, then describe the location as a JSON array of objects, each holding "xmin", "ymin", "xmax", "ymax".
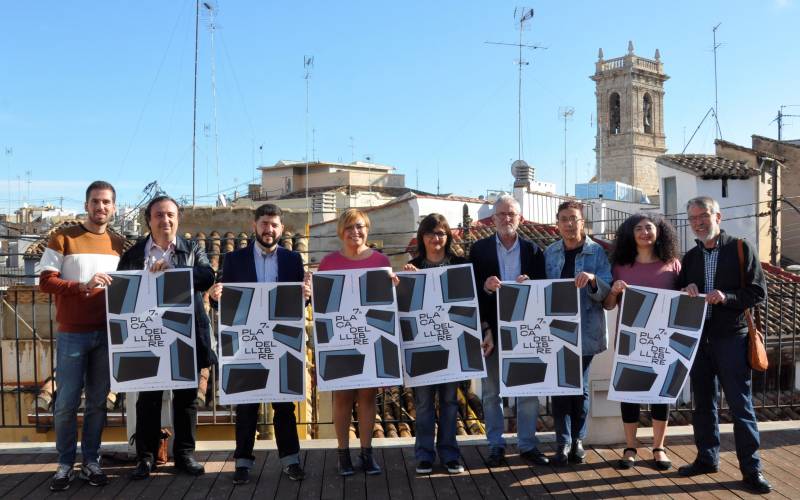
[
  {"xmin": 482, "ymin": 347, "xmax": 540, "ymax": 452},
  {"xmin": 690, "ymin": 333, "xmax": 761, "ymax": 475},
  {"xmin": 54, "ymin": 330, "xmax": 110, "ymax": 466},
  {"xmin": 414, "ymin": 382, "xmax": 460, "ymax": 463},
  {"xmin": 552, "ymin": 355, "xmax": 594, "ymax": 446}
]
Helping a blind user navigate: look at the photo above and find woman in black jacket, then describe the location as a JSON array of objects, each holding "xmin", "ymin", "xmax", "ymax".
[{"xmin": 404, "ymin": 213, "xmax": 468, "ymax": 475}]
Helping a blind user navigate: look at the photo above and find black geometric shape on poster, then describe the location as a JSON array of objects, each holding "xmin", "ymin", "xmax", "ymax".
[
  {"xmin": 312, "ymin": 274, "xmax": 345, "ymax": 314},
  {"xmin": 315, "ymin": 318, "xmax": 334, "ymax": 344},
  {"xmin": 404, "ymin": 345, "xmax": 449, "ymax": 377},
  {"xmin": 545, "ymin": 281, "xmax": 579, "ymax": 316},
  {"xmin": 319, "ymin": 349, "xmax": 365, "ymax": 380},
  {"xmin": 109, "ymin": 319, "xmax": 128, "ymax": 345},
  {"xmin": 500, "ymin": 326, "xmax": 518, "ymax": 351},
  {"xmin": 660, "ymin": 359, "xmax": 689, "ymax": 398},
  {"xmin": 106, "ymin": 274, "xmax": 141, "ymax": 315},
  {"xmin": 458, "ymin": 332, "xmax": 484, "ymax": 372},
  {"xmin": 269, "ymin": 284, "xmax": 304, "ymax": 321},
  {"xmin": 162, "ymin": 310, "xmax": 193, "ymax": 338},
  {"xmin": 668, "ymin": 295, "xmax": 705, "ymax": 332},
  {"xmin": 448, "ymin": 305, "xmax": 478, "ymax": 331},
  {"xmin": 502, "ymin": 357, "xmax": 547, "ymax": 386},
  {"xmin": 621, "ymin": 288, "xmax": 658, "ymax": 328},
  {"xmin": 280, "ymin": 352, "xmax": 304, "ymax": 395},
  {"xmin": 170, "ymin": 337, "xmax": 195, "ymax": 382},
  {"xmin": 220, "ymin": 286, "xmax": 254, "ymax": 326},
  {"xmin": 612, "ymin": 362, "xmax": 658, "ymax": 392},
  {"xmin": 439, "ymin": 266, "xmax": 475, "ymax": 303},
  {"xmin": 397, "ymin": 274, "xmax": 426, "ymax": 312},
  {"xmin": 498, "ymin": 284, "xmax": 530, "ymax": 322},
  {"xmin": 375, "ymin": 336, "xmax": 400, "ymax": 378},
  {"xmin": 220, "ymin": 330, "xmax": 239, "ymax": 357},
  {"xmin": 222, "ymin": 363, "xmax": 269, "ymax": 394},
  {"xmin": 273, "ymin": 324, "xmax": 304, "ymax": 352},
  {"xmin": 157, "ymin": 270, "xmax": 192, "ymax": 307},
  {"xmin": 550, "ymin": 319, "xmax": 579, "ymax": 346},
  {"xmin": 366, "ymin": 309, "xmax": 396, "ymax": 335},
  {"xmin": 112, "ymin": 351, "xmax": 159, "ymax": 382},
  {"xmin": 400, "ymin": 316, "xmax": 419, "ymax": 342},
  {"xmin": 359, "ymin": 270, "xmax": 394, "ymax": 306},
  {"xmin": 618, "ymin": 330, "xmax": 637, "ymax": 357},
  {"xmin": 557, "ymin": 346, "xmax": 581, "ymax": 388},
  {"xmin": 669, "ymin": 332, "xmax": 697, "ymax": 360}
]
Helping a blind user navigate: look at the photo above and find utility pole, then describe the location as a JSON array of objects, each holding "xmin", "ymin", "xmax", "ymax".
[
  {"xmin": 304, "ymin": 55, "xmax": 314, "ymax": 230},
  {"xmin": 559, "ymin": 107, "xmax": 574, "ymax": 196},
  {"xmin": 770, "ymin": 105, "xmax": 800, "ymax": 265},
  {"xmin": 191, "ymin": 0, "xmax": 199, "ymax": 206}
]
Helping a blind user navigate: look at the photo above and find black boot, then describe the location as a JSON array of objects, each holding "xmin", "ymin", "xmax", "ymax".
[
  {"xmin": 337, "ymin": 449, "xmax": 354, "ymax": 476},
  {"xmin": 359, "ymin": 447, "xmax": 382, "ymax": 475}
]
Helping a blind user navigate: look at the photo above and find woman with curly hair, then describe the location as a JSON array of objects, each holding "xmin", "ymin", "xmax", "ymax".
[{"xmin": 603, "ymin": 213, "xmax": 681, "ymax": 470}]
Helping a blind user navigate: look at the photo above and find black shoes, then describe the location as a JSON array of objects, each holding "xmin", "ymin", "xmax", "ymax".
[
  {"xmin": 175, "ymin": 456, "xmax": 205, "ymax": 476},
  {"xmin": 233, "ymin": 467, "xmax": 250, "ymax": 485},
  {"xmin": 678, "ymin": 460, "xmax": 719, "ymax": 476},
  {"xmin": 551, "ymin": 444, "xmax": 570, "ymax": 466},
  {"xmin": 79, "ymin": 463, "xmax": 109, "ymax": 486},
  {"xmin": 486, "ymin": 448, "xmax": 506, "ymax": 467},
  {"xmin": 617, "ymin": 448, "xmax": 637, "ymax": 469},
  {"xmin": 569, "ymin": 440, "xmax": 586, "ymax": 464},
  {"xmin": 358, "ymin": 447, "xmax": 382, "ymax": 475},
  {"xmin": 652, "ymin": 447, "xmax": 672, "ymax": 471},
  {"xmin": 283, "ymin": 463, "xmax": 306, "ymax": 481},
  {"xmin": 50, "ymin": 464, "xmax": 75, "ymax": 491},
  {"xmin": 338, "ymin": 449, "xmax": 354, "ymax": 476},
  {"xmin": 131, "ymin": 460, "xmax": 155, "ymax": 480},
  {"xmin": 520, "ymin": 448, "xmax": 550, "ymax": 465},
  {"xmin": 416, "ymin": 461, "xmax": 433, "ymax": 474},
  {"xmin": 445, "ymin": 460, "xmax": 465, "ymax": 474},
  {"xmin": 742, "ymin": 471, "xmax": 772, "ymax": 494}
]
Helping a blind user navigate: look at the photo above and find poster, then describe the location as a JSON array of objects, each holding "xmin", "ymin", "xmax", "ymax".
[
  {"xmin": 497, "ymin": 279, "xmax": 583, "ymax": 397},
  {"xmin": 105, "ymin": 268, "xmax": 197, "ymax": 392},
  {"xmin": 396, "ymin": 264, "xmax": 486, "ymax": 387},
  {"xmin": 608, "ymin": 285, "xmax": 707, "ymax": 404},
  {"xmin": 217, "ymin": 282, "xmax": 306, "ymax": 404},
  {"xmin": 312, "ymin": 267, "xmax": 403, "ymax": 391}
]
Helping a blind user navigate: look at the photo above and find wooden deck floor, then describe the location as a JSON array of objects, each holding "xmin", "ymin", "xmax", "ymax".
[{"xmin": 1, "ymin": 428, "xmax": 798, "ymax": 499}]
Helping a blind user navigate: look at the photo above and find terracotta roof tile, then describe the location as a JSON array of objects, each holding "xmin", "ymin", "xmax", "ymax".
[{"xmin": 657, "ymin": 154, "xmax": 759, "ymax": 179}]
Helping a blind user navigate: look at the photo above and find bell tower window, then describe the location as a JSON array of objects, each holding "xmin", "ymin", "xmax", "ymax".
[
  {"xmin": 609, "ymin": 92, "xmax": 621, "ymax": 135},
  {"xmin": 643, "ymin": 93, "xmax": 653, "ymax": 134}
]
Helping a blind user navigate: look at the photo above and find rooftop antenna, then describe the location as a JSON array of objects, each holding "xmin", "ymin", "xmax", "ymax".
[
  {"xmin": 486, "ymin": 8, "xmax": 547, "ymax": 162},
  {"xmin": 205, "ymin": 1, "xmax": 221, "ymax": 199},
  {"xmin": 712, "ymin": 23, "xmax": 723, "ymax": 139},
  {"xmin": 559, "ymin": 106, "xmax": 574, "ymax": 196},
  {"xmin": 304, "ymin": 55, "xmax": 314, "ymax": 222},
  {"xmin": 191, "ymin": 0, "xmax": 199, "ymax": 206},
  {"xmin": 349, "ymin": 136, "xmax": 355, "ymax": 162}
]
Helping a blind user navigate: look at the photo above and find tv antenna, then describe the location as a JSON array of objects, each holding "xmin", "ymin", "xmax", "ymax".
[
  {"xmin": 205, "ymin": 1, "xmax": 221, "ymax": 200},
  {"xmin": 559, "ymin": 107, "xmax": 575, "ymax": 196},
  {"xmin": 304, "ymin": 55, "xmax": 314, "ymax": 220},
  {"xmin": 712, "ymin": 23, "xmax": 723, "ymax": 139},
  {"xmin": 485, "ymin": 8, "xmax": 547, "ymax": 162}
]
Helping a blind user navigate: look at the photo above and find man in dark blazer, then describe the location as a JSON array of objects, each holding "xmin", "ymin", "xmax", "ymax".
[
  {"xmin": 209, "ymin": 203, "xmax": 311, "ymax": 485},
  {"xmin": 469, "ymin": 194, "xmax": 547, "ymax": 468}
]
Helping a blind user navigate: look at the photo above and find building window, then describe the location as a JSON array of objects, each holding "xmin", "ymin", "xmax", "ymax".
[
  {"xmin": 721, "ymin": 178, "xmax": 728, "ymax": 198},
  {"xmin": 643, "ymin": 93, "xmax": 653, "ymax": 134},
  {"xmin": 609, "ymin": 92, "xmax": 621, "ymax": 134},
  {"xmin": 663, "ymin": 176, "xmax": 677, "ymax": 216}
]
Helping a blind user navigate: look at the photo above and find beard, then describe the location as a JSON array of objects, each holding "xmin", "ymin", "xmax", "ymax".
[{"xmin": 256, "ymin": 233, "xmax": 279, "ymax": 249}]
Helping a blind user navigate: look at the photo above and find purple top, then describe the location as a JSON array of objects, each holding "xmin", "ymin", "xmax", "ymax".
[
  {"xmin": 318, "ymin": 250, "xmax": 390, "ymax": 271},
  {"xmin": 612, "ymin": 259, "xmax": 681, "ymax": 290}
]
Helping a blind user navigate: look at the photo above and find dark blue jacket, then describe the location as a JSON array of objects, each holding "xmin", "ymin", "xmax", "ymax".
[{"xmin": 219, "ymin": 242, "xmax": 304, "ymax": 284}]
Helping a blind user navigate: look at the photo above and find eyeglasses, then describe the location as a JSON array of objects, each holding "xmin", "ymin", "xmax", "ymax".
[
  {"xmin": 344, "ymin": 223, "xmax": 367, "ymax": 232},
  {"xmin": 424, "ymin": 231, "xmax": 448, "ymax": 239},
  {"xmin": 688, "ymin": 213, "xmax": 712, "ymax": 223},
  {"xmin": 495, "ymin": 211, "xmax": 519, "ymax": 219},
  {"xmin": 557, "ymin": 216, "xmax": 584, "ymax": 224}
]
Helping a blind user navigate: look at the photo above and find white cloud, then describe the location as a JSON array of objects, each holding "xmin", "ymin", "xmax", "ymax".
[{"xmin": 775, "ymin": 0, "xmax": 792, "ymax": 8}]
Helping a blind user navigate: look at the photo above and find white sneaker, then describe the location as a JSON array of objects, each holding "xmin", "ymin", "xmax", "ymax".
[{"xmin": 50, "ymin": 463, "xmax": 75, "ymax": 491}]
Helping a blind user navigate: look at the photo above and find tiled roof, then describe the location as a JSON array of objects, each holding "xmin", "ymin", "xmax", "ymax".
[
  {"xmin": 657, "ymin": 154, "xmax": 759, "ymax": 179},
  {"xmin": 278, "ymin": 185, "xmax": 433, "ymax": 200},
  {"xmin": 23, "ymin": 220, "xmax": 135, "ymax": 258}
]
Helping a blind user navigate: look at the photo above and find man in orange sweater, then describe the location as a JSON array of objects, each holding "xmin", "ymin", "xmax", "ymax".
[{"xmin": 39, "ymin": 181, "xmax": 126, "ymax": 491}]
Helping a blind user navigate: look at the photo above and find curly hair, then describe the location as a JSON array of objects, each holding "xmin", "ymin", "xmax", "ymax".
[{"xmin": 609, "ymin": 213, "xmax": 680, "ymax": 266}]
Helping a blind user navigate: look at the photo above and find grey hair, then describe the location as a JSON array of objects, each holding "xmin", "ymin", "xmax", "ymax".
[
  {"xmin": 686, "ymin": 196, "xmax": 719, "ymax": 215},
  {"xmin": 494, "ymin": 194, "xmax": 520, "ymax": 214}
]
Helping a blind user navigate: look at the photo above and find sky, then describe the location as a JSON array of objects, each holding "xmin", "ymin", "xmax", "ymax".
[{"xmin": 2, "ymin": 1, "xmax": 799, "ymax": 213}]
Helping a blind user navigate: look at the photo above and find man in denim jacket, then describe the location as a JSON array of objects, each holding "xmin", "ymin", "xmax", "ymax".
[{"xmin": 543, "ymin": 201, "xmax": 611, "ymax": 466}]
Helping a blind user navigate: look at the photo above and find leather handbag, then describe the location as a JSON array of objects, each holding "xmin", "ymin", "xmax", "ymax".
[
  {"xmin": 736, "ymin": 239, "xmax": 768, "ymax": 372},
  {"xmin": 156, "ymin": 427, "xmax": 173, "ymax": 465}
]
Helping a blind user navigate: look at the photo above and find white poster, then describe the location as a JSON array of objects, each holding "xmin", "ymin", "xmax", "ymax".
[
  {"xmin": 105, "ymin": 269, "xmax": 197, "ymax": 392},
  {"xmin": 497, "ymin": 279, "xmax": 583, "ymax": 397},
  {"xmin": 396, "ymin": 264, "xmax": 486, "ymax": 387},
  {"xmin": 608, "ymin": 285, "xmax": 707, "ymax": 404},
  {"xmin": 217, "ymin": 282, "xmax": 306, "ymax": 404},
  {"xmin": 311, "ymin": 267, "xmax": 403, "ymax": 391}
]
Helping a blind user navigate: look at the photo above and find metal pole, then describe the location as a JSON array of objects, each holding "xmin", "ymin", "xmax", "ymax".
[{"xmin": 191, "ymin": 0, "xmax": 199, "ymax": 207}]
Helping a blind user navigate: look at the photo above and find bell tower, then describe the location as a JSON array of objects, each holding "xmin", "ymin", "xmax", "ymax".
[{"xmin": 591, "ymin": 41, "xmax": 668, "ymax": 196}]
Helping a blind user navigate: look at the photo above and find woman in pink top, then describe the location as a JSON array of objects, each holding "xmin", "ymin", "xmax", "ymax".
[
  {"xmin": 318, "ymin": 208, "xmax": 391, "ymax": 476},
  {"xmin": 603, "ymin": 213, "xmax": 681, "ymax": 471}
]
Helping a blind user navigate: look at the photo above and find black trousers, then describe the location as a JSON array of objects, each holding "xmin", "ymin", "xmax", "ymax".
[
  {"xmin": 234, "ymin": 402, "xmax": 299, "ymax": 464},
  {"xmin": 135, "ymin": 388, "xmax": 198, "ymax": 463}
]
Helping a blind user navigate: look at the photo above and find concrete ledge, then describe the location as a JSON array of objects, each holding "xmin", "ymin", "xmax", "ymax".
[{"xmin": 0, "ymin": 420, "xmax": 797, "ymax": 455}]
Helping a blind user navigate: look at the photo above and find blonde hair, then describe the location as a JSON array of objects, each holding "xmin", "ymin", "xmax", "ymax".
[{"xmin": 336, "ymin": 208, "xmax": 371, "ymax": 239}]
